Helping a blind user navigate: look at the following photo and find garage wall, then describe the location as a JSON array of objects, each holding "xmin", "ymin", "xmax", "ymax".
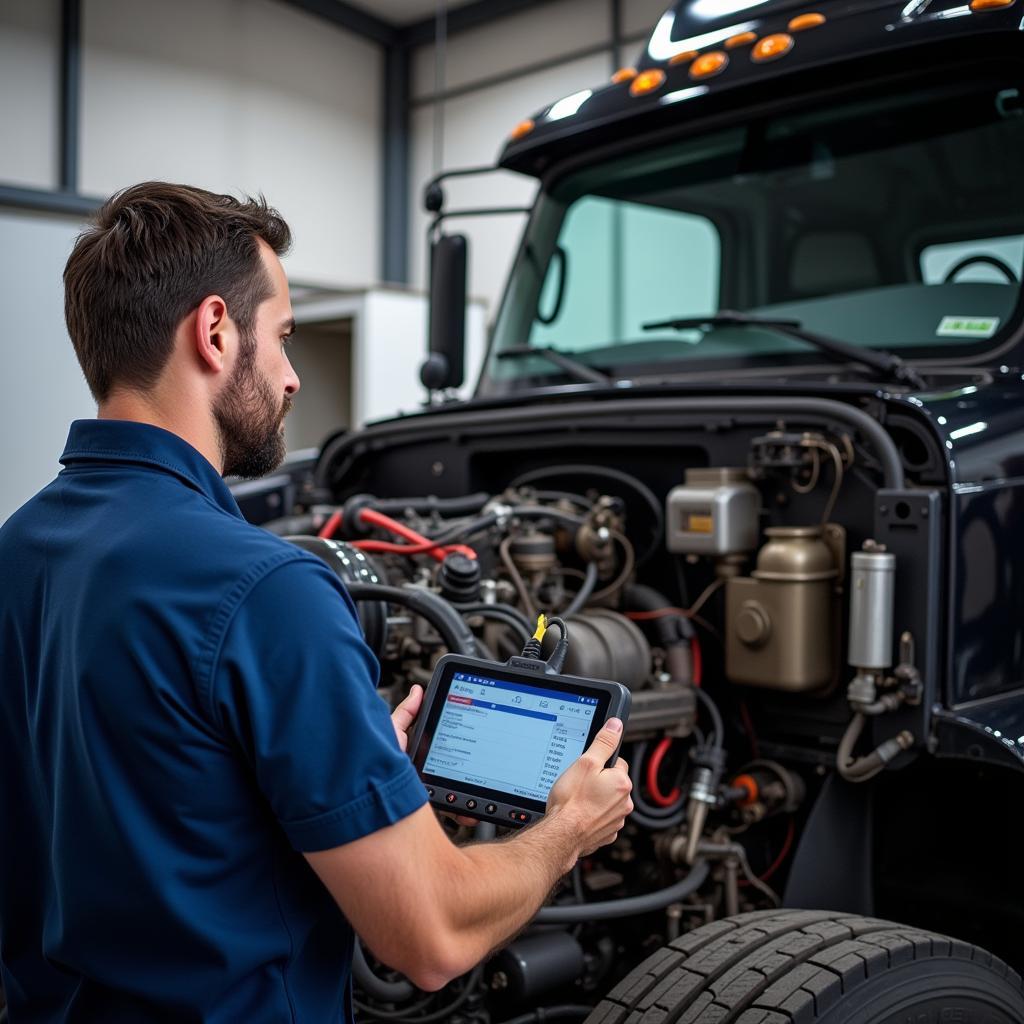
[
  {"xmin": 1, "ymin": 0, "xmax": 383, "ymax": 289},
  {"xmin": 80, "ymin": 0, "xmax": 382, "ymax": 288},
  {"xmin": 0, "ymin": 210, "xmax": 94, "ymax": 524},
  {"xmin": 407, "ymin": 0, "xmax": 670, "ymax": 325},
  {"xmin": 0, "ymin": 0, "xmax": 61, "ymax": 191}
]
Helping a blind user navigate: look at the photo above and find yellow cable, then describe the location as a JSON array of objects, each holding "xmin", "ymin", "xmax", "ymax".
[{"xmin": 533, "ymin": 614, "xmax": 547, "ymax": 641}]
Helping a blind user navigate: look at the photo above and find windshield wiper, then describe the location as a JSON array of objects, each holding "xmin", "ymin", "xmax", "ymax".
[
  {"xmin": 496, "ymin": 345, "xmax": 614, "ymax": 386},
  {"xmin": 643, "ymin": 310, "xmax": 925, "ymax": 389}
]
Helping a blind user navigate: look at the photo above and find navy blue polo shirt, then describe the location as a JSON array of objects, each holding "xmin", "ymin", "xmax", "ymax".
[{"xmin": 0, "ymin": 419, "xmax": 427, "ymax": 1022}]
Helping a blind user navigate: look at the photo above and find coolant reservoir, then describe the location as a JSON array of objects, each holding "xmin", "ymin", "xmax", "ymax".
[{"xmin": 725, "ymin": 526, "xmax": 838, "ymax": 691}]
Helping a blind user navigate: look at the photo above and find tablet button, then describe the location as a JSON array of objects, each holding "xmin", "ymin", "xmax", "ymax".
[
  {"xmin": 465, "ymin": 799, "xmax": 477, "ymax": 810},
  {"xmin": 485, "ymin": 803, "xmax": 497, "ymax": 814},
  {"xmin": 517, "ymin": 812, "xmax": 531, "ymax": 823},
  {"xmin": 426, "ymin": 787, "xmax": 435, "ymax": 798},
  {"xmin": 445, "ymin": 793, "xmax": 457, "ymax": 804}
]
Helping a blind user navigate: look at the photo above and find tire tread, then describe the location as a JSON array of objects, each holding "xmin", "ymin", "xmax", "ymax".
[{"xmin": 585, "ymin": 910, "xmax": 1024, "ymax": 1024}]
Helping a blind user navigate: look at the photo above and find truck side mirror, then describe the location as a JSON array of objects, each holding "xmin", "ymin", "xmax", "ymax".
[{"xmin": 421, "ymin": 233, "xmax": 468, "ymax": 391}]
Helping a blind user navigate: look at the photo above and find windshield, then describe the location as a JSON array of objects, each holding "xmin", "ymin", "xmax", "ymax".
[{"xmin": 483, "ymin": 73, "xmax": 1024, "ymax": 392}]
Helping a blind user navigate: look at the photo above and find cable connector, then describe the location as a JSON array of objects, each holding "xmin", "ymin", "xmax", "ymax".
[
  {"xmin": 511, "ymin": 615, "xmax": 571, "ymax": 675},
  {"xmin": 519, "ymin": 614, "xmax": 547, "ymax": 660}
]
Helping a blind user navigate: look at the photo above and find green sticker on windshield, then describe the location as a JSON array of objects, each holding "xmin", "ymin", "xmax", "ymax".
[{"xmin": 936, "ymin": 315, "xmax": 1000, "ymax": 338}]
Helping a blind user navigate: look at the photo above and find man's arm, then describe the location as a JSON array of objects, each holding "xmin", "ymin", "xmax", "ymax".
[{"xmin": 305, "ymin": 719, "xmax": 632, "ymax": 992}]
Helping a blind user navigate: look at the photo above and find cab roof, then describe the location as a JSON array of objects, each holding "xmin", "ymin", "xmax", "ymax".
[{"xmin": 498, "ymin": 0, "xmax": 1023, "ymax": 176}]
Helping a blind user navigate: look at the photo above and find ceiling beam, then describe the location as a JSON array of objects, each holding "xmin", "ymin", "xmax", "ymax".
[{"xmin": 277, "ymin": 0, "xmax": 397, "ymax": 46}]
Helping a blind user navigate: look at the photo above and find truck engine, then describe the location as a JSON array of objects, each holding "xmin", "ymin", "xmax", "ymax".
[{"xmin": 259, "ymin": 388, "xmax": 970, "ymax": 1023}]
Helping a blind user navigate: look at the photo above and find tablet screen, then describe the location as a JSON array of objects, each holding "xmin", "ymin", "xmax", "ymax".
[{"xmin": 421, "ymin": 669, "xmax": 601, "ymax": 803}]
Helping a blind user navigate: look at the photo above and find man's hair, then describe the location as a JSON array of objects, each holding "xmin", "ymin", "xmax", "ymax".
[{"xmin": 64, "ymin": 182, "xmax": 291, "ymax": 402}]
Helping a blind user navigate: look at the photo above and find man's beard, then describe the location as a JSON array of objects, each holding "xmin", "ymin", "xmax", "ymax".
[{"xmin": 213, "ymin": 332, "xmax": 291, "ymax": 480}]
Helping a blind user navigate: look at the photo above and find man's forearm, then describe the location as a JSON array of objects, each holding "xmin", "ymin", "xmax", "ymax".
[{"xmin": 438, "ymin": 811, "xmax": 580, "ymax": 970}]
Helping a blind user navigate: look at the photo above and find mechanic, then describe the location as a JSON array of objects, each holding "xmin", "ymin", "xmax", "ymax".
[{"xmin": 0, "ymin": 182, "xmax": 634, "ymax": 1022}]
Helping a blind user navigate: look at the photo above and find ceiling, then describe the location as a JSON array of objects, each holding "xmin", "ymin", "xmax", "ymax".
[{"xmin": 344, "ymin": 0, "xmax": 479, "ymax": 26}]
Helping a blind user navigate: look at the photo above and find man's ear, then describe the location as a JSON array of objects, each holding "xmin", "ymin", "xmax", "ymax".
[{"xmin": 194, "ymin": 295, "xmax": 231, "ymax": 374}]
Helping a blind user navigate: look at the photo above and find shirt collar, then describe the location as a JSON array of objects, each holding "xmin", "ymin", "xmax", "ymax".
[{"xmin": 59, "ymin": 419, "xmax": 244, "ymax": 519}]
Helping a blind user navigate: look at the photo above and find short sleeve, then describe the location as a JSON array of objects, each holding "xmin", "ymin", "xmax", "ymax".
[{"xmin": 211, "ymin": 556, "xmax": 427, "ymax": 852}]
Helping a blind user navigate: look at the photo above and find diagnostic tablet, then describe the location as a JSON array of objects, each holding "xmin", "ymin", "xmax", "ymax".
[{"xmin": 409, "ymin": 654, "xmax": 631, "ymax": 828}]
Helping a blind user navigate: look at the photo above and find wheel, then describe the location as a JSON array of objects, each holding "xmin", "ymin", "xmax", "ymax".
[{"xmin": 586, "ymin": 909, "xmax": 1023, "ymax": 1024}]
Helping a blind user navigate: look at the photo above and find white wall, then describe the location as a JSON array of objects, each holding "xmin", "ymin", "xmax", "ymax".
[
  {"xmin": 76, "ymin": 0, "xmax": 382, "ymax": 289},
  {"xmin": 406, "ymin": 0, "xmax": 669, "ymax": 324},
  {"xmin": 0, "ymin": 0, "xmax": 60, "ymax": 190},
  {"xmin": 0, "ymin": 210, "xmax": 95, "ymax": 524}
]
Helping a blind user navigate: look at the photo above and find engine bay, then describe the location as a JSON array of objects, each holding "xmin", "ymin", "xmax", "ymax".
[{"xmin": 266, "ymin": 393, "xmax": 945, "ymax": 1019}]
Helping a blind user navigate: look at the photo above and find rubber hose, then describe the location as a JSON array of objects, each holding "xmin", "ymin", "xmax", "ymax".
[
  {"xmin": 562, "ymin": 560, "xmax": 599, "ymax": 618},
  {"xmin": 836, "ymin": 713, "xmax": 887, "ymax": 781},
  {"xmin": 426, "ymin": 511, "xmax": 500, "ymax": 544},
  {"xmin": 366, "ymin": 493, "xmax": 491, "ymax": 517},
  {"xmin": 509, "ymin": 506, "xmax": 586, "ymax": 529},
  {"xmin": 353, "ymin": 940, "xmax": 415, "ymax": 1003},
  {"xmin": 344, "ymin": 583, "xmax": 477, "ymax": 656},
  {"xmin": 629, "ymin": 742, "xmax": 686, "ymax": 820},
  {"xmin": 454, "ymin": 603, "xmax": 533, "ymax": 645},
  {"xmin": 630, "ymin": 805, "xmax": 687, "ymax": 830},
  {"xmin": 695, "ymin": 688, "xmax": 724, "ymax": 749},
  {"xmin": 534, "ymin": 860, "xmax": 709, "ymax": 922},
  {"xmin": 625, "ymin": 584, "xmax": 694, "ymax": 644}
]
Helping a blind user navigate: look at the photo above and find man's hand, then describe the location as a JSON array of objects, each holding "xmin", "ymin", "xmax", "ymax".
[
  {"xmin": 545, "ymin": 718, "xmax": 633, "ymax": 869},
  {"xmin": 391, "ymin": 684, "xmax": 423, "ymax": 753},
  {"xmin": 391, "ymin": 684, "xmax": 476, "ymax": 828}
]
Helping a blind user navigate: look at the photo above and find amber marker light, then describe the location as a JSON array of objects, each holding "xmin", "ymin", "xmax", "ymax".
[
  {"xmin": 630, "ymin": 69, "xmax": 667, "ymax": 97},
  {"xmin": 788, "ymin": 12, "xmax": 826, "ymax": 30},
  {"xmin": 690, "ymin": 51, "xmax": 729, "ymax": 79},
  {"xmin": 752, "ymin": 33, "xmax": 795, "ymax": 62},
  {"xmin": 970, "ymin": 0, "xmax": 1016, "ymax": 10},
  {"xmin": 725, "ymin": 31, "xmax": 757, "ymax": 48},
  {"xmin": 509, "ymin": 119, "xmax": 535, "ymax": 141},
  {"xmin": 611, "ymin": 67, "xmax": 638, "ymax": 84},
  {"xmin": 668, "ymin": 49, "xmax": 699, "ymax": 66}
]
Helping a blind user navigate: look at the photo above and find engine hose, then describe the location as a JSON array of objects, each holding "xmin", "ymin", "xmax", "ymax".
[
  {"xmin": 534, "ymin": 860, "xmax": 709, "ymax": 922},
  {"xmin": 630, "ymin": 805, "xmax": 687, "ymax": 830},
  {"xmin": 355, "ymin": 965, "xmax": 485, "ymax": 1022},
  {"xmin": 836, "ymin": 712, "xmax": 913, "ymax": 783},
  {"xmin": 344, "ymin": 583, "xmax": 477, "ymax": 656},
  {"xmin": 425, "ymin": 511, "xmax": 500, "ymax": 544},
  {"xmin": 509, "ymin": 505, "xmax": 586, "ymax": 529},
  {"xmin": 454, "ymin": 604, "xmax": 533, "ymax": 646},
  {"xmin": 646, "ymin": 737, "xmax": 682, "ymax": 807},
  {"xmin": 629, "ymin": 742, "xmax": 686, "ymax": 820},
  {"xmin": 358, "ymin": 492, "xmax": 492, "ymax": 518},
  {"xmin": 498, "ymin": 1005, "xmax": 595, "ymax": 1024},
  {"xmin": 625, "ymin": 585, "xmax": 694, "ymax": 645},
  {"xmin": 353, "ymin": 940, "xmax": 415, "ymax": 1003},
  {"xmin": 561, "ymin": 560, "xmax": 599, "ymax": 617},
  {"xmin": 695, "ymin": 688, "xmax": 724, "ymax": 749}
]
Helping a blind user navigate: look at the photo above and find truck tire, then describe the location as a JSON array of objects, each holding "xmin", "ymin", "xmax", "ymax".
[{"xmin": 587, "ymin": 909, "xmax": 1023, "ymax": 1024}]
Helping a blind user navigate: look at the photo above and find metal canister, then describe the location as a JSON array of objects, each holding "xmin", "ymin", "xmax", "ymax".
[{"xmin": 848, "ymin": 546, "xmax": 896, "ymax": 671}]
